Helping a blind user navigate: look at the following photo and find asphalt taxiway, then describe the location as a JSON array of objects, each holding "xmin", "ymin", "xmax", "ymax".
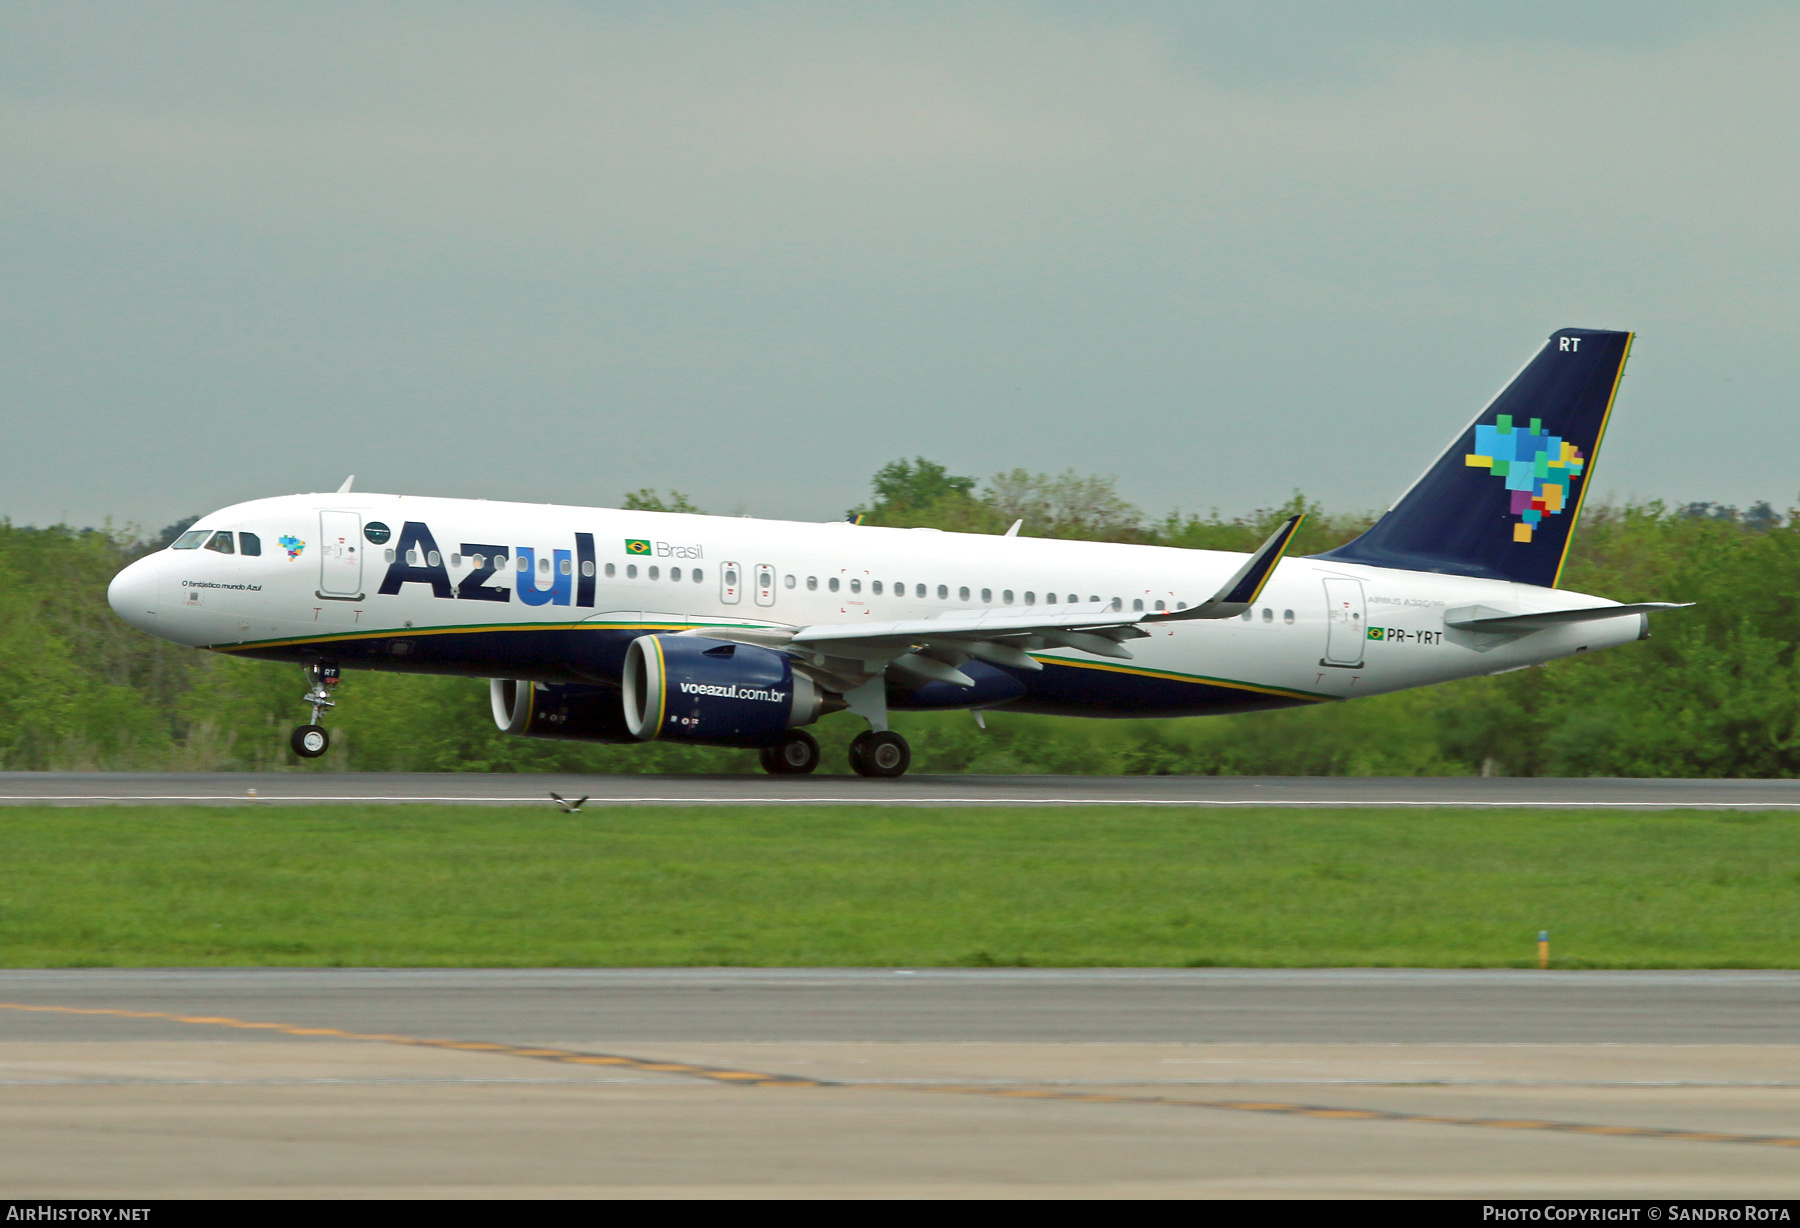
[
  {"xmin": 3, "ymin": 970, "xmax": 1797, "ymax": 1197},
  {"xmin": 6, "ymin": 771, "xmax": 1800, "ymax": 807}
]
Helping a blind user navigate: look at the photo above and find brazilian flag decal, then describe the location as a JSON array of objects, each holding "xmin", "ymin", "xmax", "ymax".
[
  {"xmin": 1367, "ymin": 626, "xmax": 1385, "ymax": 641},
  {"xmin": 625, "ymin": 539, "xmax": 652, "ymax": 556}
]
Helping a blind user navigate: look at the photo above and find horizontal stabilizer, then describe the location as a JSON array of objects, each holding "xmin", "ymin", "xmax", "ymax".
[
  {"xmin": 1145, "ymin": 514, "xmax": 1305, "ymax": 622},
  {"xmin": 1444, "ymin": 602, "xmax": 1691, "ymax": 633}
]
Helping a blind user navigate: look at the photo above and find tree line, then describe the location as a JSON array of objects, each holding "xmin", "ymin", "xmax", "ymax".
[{"xmin": 0, "ymin": 465, "xmax": 1792, "ymax": 776}]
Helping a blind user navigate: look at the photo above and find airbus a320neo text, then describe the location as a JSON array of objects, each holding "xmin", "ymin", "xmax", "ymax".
[{"xmin": 109, "ymin": 328, "xmax": 1684, "ymax": 777}]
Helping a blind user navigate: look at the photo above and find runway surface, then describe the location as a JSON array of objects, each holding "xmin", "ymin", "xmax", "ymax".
[
  {"xmin": 3, "ymin": 968, "xmax": 1799, "ymax": 1044},
  {"xmin": 6, "ymin": 771, "xmax": 1800, "ymax": 808},
  {"xmin": 3, "ymin": 970, "xmax": 1798, "ymax": 1197}
]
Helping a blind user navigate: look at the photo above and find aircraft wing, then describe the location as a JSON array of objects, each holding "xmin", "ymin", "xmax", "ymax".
[
  {"xmin": 787, "ymin": 606, "xmax": 1150, "ymax": 686},
  {"xmin": 756, "ymin": 515, "xmax": 1307, "ymax": 689}
]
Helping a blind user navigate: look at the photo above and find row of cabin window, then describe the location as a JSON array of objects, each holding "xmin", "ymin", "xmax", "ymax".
[
  {"xmin": 380, "ymin": 550, "xmax": 1239, "ymax": 615},
  {"xmin": 608, "ymin": 563, "xmax": 699, "ymax": 583},
  {"xmin": 171, "ymin": 535, "xmax": 1288, "ymax": 622},
  {"xmin": 608, "ymin": 562, "xmax": 1193, "ymax": 613},
  {"xmin": 395, "ymin": 550, "xmax": 1186, "ymax": 611},
  {"xmin": 390, "ymin": 549, "xmax": 617, "ymax": 580},
  {"xmin": 723, "ymin": 572, "xmax": 1188, "ymax": 612},
  {"xmin": 171, "ymin": 529, "xmax": 261, "ymax": 556},
  {"xmin": 391, "ymin": 551, "xmax": 717, "ymax": 586},
  {"xmin": 792, "ymin": 573, "xmax": 1185, "ymax": 613}
]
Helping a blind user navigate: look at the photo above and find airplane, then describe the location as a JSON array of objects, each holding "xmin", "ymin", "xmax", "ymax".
[{"xmin": 107, "ymin": 328, "xmax": 1685, "ymax": 777}]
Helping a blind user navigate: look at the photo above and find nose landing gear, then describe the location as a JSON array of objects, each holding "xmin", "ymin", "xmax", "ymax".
[{"xmin": 290, "ymin": 663, "xmax": 339, "ymax": 759}]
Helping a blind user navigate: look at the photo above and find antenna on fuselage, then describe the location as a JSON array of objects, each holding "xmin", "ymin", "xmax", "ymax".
[
  {"xmin": 336, "ymin": 475, "xmax": 355, "ymax": 493},
  {"xmin": 1003, "ymin": 519, "xmax": 1022, "ymax": 537}
]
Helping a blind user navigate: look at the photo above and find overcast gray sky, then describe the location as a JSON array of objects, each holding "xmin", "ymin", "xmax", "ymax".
[{"xmin": 3, "ymin": 1, "xmax": 1796, "ymax": 533}]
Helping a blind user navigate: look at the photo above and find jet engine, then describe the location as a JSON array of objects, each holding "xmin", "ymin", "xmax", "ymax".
[
  {"xmin": 489, "ymin": 679, "xmax": 633, "ymax": 743},
  {"xmin": 622, "ymin": 635, "xmax": 833, "ymax": 741}
]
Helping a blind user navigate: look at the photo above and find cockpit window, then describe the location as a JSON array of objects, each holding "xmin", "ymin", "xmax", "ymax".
[
  {"xmin": 239, "ymin": 532, "xmax": 261, "ymax": 557},
  {"xmin": 170, "ymin": 530, "xmax": 208, "ymax": 550},
  {"xmin": 204, "ymin": 530, "xmax": 235, "ymax": 555}
]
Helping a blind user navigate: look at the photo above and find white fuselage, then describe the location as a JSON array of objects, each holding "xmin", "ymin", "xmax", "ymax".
[{"xmin": 108, "ymin": 492, "xmax": 1643, "ymax": 716}]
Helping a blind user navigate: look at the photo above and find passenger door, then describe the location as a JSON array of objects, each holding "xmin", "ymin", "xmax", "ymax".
[
  {"xmin": 318, "ymin": 511, "xmax": 364, "ymax": 598},
  {"xmin": 1322, "ymin": 576, "xmax": 1366, "ymax": 667}
]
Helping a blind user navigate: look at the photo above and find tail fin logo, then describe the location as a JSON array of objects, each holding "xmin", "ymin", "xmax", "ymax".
[{"xmin": 1464, "ymin": 414, "xmax": 1586, "ymax": 544}]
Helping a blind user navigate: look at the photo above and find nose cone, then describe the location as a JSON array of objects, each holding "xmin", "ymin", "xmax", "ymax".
[{"xmin": 107, "ymin": 556, "xmax": 163, "ymax": 633}]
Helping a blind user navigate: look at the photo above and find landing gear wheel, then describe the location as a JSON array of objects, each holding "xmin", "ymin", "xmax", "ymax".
[
  {"xmin": 760, "ymin": 729, "xmax": 821, "ymax": 775},
  {"xmin": 848, "ymin": 730, "xmax": 910, "ymax": 778},
  {"xmin": 290, "ymin": 724, "xmax": 330, "ymax": 759},
  {"xmin": 292, "ymin": 663, "xmax": 339, "ymax": 761}
]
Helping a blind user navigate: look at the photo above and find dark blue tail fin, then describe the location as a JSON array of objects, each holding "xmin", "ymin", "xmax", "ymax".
[{"xmin": 1315, "ymin": 328, "xmax": 1633, "ymax": 588}]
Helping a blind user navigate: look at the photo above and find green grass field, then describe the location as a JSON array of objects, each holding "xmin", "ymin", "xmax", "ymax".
[{"xmin": 0, "ymin": 805, "xmax": 1796, "ymax": 968}]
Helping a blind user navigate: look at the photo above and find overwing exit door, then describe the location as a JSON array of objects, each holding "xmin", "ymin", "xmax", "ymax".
[
  {"xmin": 318, "ymin": 511, "xmax": 364, "ymax": 598},
  {"xmin": 1322, "ymin": 576, "xmax": 1365, "ymax": 667}
]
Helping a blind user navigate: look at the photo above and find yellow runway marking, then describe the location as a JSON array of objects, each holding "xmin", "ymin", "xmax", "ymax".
[
  {"xmin": 5, "ymin": 1000, "xmax": 1799, "ymax": 1148},
  {"xmin": 0, "ymin": 1002, "xmax": 821, "ymax": 1088},
  {"xmin": 920, "ymin": 1085, "xmax": 1800, "ymax": 1148}
]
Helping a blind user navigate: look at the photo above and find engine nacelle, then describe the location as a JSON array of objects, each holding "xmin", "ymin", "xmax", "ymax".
[
  {"xmin": 622, "ymin": 635, "xmax": 828, "ymax": 741},
  {"xmin": 490, "ymin": 679, "xmax": 633, "ymax": 743}
]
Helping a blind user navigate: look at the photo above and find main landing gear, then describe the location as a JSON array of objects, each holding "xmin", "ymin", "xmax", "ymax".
[
  {"xmin": 849, "ymin": 730, "xmax": 911, "ymax": 778},
  {"xmin": 755, "ymin": 727, "xmax": 912, "ymax": 777},
  {"xmin": 752, "ymin": 677, "xmax": 913, "ymax": 778},
  {"xmin": 831, "ymin": 674, "xmax": 912, "ymax": 778},
  {"xmin": 759, "ymin": 729, "xmax": 822, "ymax": 775},
  {"xmin": 290, "ymin": 663, "xmax": 340, "ymax": 759}
]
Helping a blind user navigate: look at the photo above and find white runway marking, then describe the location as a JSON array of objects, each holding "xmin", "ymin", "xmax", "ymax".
[
  {"xmin": 11, "ymin": 772, "xmax": 1800, "ymax": 807},
  {"xmin": 9, "ymin": 792, "xmax": 1800, "ymax": 809}
]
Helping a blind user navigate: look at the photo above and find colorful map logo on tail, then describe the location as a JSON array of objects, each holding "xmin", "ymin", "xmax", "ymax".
[{"xmin": 1465, "ymin": 415, "xmax": 1585, "ymax": 543}]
